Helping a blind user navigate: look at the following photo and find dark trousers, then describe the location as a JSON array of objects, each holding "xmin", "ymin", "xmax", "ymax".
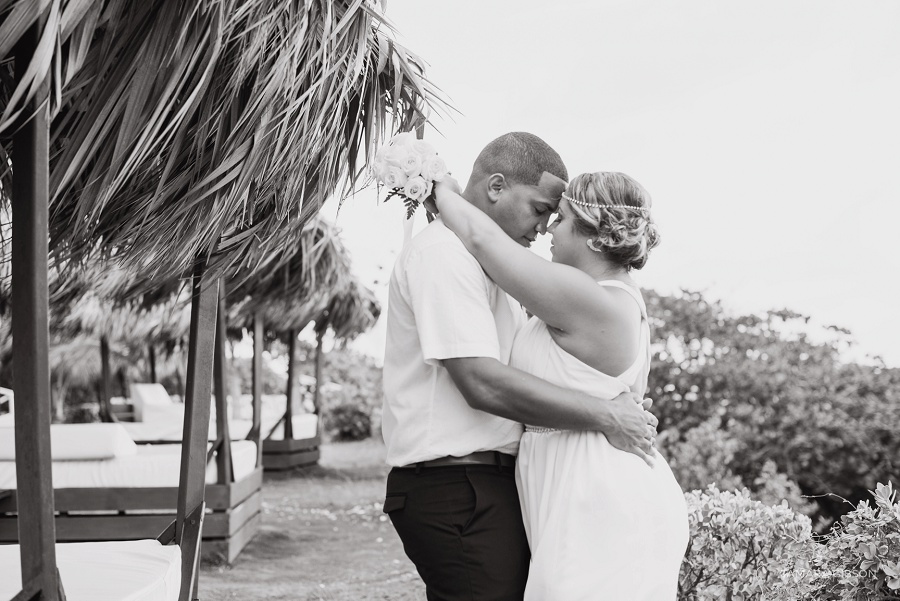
[{"xmin": 384, "ymin": 464, "xmax": 530, "ymax": 601}]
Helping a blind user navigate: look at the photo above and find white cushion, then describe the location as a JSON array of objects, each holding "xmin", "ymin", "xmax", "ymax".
[
  {"xmin": 0, "ymin": 423, "xmax": 138, "ymax": 461},
  {"xmin": 130, "ymin": 384, "xmax": 174, "ymax": 422},
  {"xmin": 0, "ymin": 540, "xmax": 181, "ymax": 601},
  {"xmin": 140, "ymin": 402, "xmax": 185, "ymax": 426},
  {"xmin": 266, "ymin": 414, "xmax": 319, "ymax": 440}
]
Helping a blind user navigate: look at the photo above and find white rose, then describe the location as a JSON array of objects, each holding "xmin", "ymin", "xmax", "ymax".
[
  {"xmin": 420, "ymin": 155, "xmax": 448, "ymax": 182},
  {"xmin": 384, "ymin": 144, "xmax": 410, "ymax": 168},
  {"xmin": 372, "ymin": 156, "xmax": 388, "ymax": 181},
  {"xmin": 401, "ymin": 152, "xmax": 423, "ymax": 176},
  {"xmin": 404, "ymin": 176, "xmax": 429, "ymax": 201},
  {"xmin": 411, "ymin": 139, "xmax": 436, "ymax": 159},
  {"xmin": 384, "ymin": 166, "xmax": 408, "ymax": 189}
]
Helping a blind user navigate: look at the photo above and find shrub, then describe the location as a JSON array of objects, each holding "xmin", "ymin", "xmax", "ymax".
[
  {"xmin": 646, "ymin": 289, "xmax": 900, "ymax": 524},
  {"xmin": 810, "ymin": 481, "xmax": 900, "ymax": 599},
  {"xmin": 326, "ymin": 403, "xmax": 371, "ymax": 441},
  {"xmin": 659, "ymin": 416, "xmax": 818, "ymax": 518},
  {"xmin": 657, "ymin": 416, "xmax": 744, "ymax": 493},
  {"xmin": 291, "ymin": 342, "xmax": 382, "ymax": 442},
  {"xmin": 679, "ymin": 486, "xmax": 815, "ymax": 600},
  {"xmin": 678, "ymin": 482, "xmax": 900, "ymax": 600}
]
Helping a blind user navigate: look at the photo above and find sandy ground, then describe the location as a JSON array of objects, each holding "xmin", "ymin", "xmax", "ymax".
[{"xmin": 200, "ymin": 438, "xmax": 425, "ymax": 600}]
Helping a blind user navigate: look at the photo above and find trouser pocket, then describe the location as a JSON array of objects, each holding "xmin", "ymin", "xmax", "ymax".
[{"xmin": 382, "ymin": 492, "xmax": 406, "ymax": 514}]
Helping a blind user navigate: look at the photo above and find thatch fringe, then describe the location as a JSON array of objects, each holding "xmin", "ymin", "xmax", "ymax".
[
  {"xmin": 1, "ymin": 0, "xmax": 447, "ymax": 285},
  {"xmin": 227, "ymin": 214, "xmax": 378, "ymax": 341}
]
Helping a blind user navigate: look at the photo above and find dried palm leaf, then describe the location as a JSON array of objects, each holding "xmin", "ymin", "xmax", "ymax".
[{"xmin": 1, "ymin": 0, "xmax": 448, "ymax": 288}]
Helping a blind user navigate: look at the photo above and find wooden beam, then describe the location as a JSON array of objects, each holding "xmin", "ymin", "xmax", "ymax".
[
  {"xmin": 11, "ymin": 13, "xmax": 62, "ymax": 601},
  {"xmin": 176, "ymin": 262, "xmax": 218, "ymax": 600},
  {"xmin": 213, "ymin": 282, "xmax": 234, "ymax": 484},
  {"xmin": 283, "ymin": 329, "xmax": 296, "ymax": 440},
  {"xmin": 99, "ymin": 336, "xmax": 112, "ymax": 422},
  {"xmin": 249, "ymin": 312, "xmax": 263, "ymax": 467},
  {"xmin": 313, "ymin": 329, "xmax": 324, "ymax": 420},
  {"xmin": 180, "ymin": 503, "xmax": 205, "ymax": 601},
  {"xmin": 148, "ymin": 345, "xmax": 157, "ymax": 383}
]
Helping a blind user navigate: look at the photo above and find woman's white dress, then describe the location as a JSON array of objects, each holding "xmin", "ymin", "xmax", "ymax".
[{"xmin": 512, "ymin": 280, "xmax": 689, "ymax": 600}]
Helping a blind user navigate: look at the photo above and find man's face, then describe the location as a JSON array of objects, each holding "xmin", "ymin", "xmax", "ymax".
[{"xmin": 490, "ymin": 172, "xmax": 568, "ymax": 248}]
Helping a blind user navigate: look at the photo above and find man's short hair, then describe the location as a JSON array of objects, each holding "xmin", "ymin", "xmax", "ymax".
[{"xmin": 471, "ymin": 132, "xmax": 568, "ymax": 186}]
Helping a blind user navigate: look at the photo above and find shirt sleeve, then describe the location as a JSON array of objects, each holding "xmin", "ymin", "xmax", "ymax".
[{"xmin": 406, "ymin": 240, "xmax": 501, "ymax": 365}]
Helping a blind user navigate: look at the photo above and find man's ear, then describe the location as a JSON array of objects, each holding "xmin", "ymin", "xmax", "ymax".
[{"xmin": 487, "ymin": 173, "xmax": 506, "ymax": 204}]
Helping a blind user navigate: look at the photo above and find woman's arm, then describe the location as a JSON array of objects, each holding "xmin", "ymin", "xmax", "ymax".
[{"xmin": 434, "ymin": 180, "xmax": 609, "ymax": 333}]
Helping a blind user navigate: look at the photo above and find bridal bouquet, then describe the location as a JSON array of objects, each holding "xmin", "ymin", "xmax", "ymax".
[{"xmin": 373, "ymin": 132, "xmax": 448, "ymax": 219}]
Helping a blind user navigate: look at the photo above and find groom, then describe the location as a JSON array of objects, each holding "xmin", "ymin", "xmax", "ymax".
[{"xmin": 382, "ymin": 132, "xmax": 656, "ymax": 600}]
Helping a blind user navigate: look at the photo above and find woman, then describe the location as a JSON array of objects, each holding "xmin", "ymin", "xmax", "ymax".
[{"xmin": 434, "ymin": 171, "xmax": 689, "ymax": 599}]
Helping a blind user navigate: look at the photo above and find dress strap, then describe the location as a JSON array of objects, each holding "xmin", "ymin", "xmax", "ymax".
[{"xmin": 596, "ymin": 280, "xmax": 647, "ymax": 318}]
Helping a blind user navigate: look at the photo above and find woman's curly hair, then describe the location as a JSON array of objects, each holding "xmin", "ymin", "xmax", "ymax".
[{"xmin": 565, "ymin": 172, "xmax": 660, "ymax": 270}]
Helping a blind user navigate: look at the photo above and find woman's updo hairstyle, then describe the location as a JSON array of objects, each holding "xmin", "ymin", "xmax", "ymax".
[{"xmin": 564, "ymin": 172, "xmax": 660, "ymax": 270}]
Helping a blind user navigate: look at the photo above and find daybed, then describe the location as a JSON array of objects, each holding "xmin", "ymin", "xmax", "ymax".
[{"xmin": 0, "ymin": 422, "xmax": 261, "ymax": 564}]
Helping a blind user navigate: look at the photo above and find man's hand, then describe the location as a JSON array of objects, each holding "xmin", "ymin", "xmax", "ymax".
[{"xmin": 602, "ymin": 392, "xmax": 658, "ymax": 467}]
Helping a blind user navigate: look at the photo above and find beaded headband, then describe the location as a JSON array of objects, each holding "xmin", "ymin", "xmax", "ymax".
[{"xmin": 562, "ymin": 192, "xmax": 650, "ymax": 215}]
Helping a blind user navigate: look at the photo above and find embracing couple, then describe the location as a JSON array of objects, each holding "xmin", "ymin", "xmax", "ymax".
[{"xmin": 381, "ymin": 132, "xmax": 689, "ymax": 600}]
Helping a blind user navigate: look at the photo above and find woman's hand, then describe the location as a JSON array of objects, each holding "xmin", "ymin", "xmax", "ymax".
[
  {"xmin": 422, "ymin": 176, "xmax": 459, "ymax": 215},
  {"xmin": 434, "ymin": 176, "xmax": 462, "ymax": 203}
]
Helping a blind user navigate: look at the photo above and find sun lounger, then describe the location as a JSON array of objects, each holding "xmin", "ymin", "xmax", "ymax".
[
  {"xmin": 0, "ymin": 423, "xmax": 262, "ymax": 564},
  {"xmin": 0, "ymin": 540, "xmax": 181, "ymax": 601}
]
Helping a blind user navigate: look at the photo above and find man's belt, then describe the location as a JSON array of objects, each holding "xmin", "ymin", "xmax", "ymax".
[{"xmin": 404, "ymin": 451, "xmax": 516, "ymax": 469}]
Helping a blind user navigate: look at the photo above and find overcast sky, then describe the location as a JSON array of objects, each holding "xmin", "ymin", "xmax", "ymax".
[{"xmin": 319, "ymin": 0, "xmax": 900, "ymax": 367}]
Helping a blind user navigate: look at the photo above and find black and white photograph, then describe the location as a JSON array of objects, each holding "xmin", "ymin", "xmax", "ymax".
[{"xmin": 0, "ymin": 1, "xmax": 898, "ymax": 600}]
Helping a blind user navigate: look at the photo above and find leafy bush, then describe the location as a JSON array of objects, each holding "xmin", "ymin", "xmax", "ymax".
[
  {"xmin": 657, "ymin": 416, "xmax": 744, "ymax": 494},
  {"xmin": 679, "ymin": 482, "xmax": 900, "ymax": 600},
  {"xmin": 326, "ymin": 403, "xmax": 372, "ymax": 441},
  {"xmin": 659, "ymin": 416, "xmax": 819, "ymax": 519},
  {"xmin": 679, "ymin": 486, "xmax": 814, "ymax": 600},
  {"xmin": 809, "ymin": 481, "xmax": 900, "ymax": 599},
  {"xmin": 261, "ymin": 340, "xmax": 382, "ymax": 442},
  {"xmin": 646, "ymin": 289, "xmax": 900, "ymax": 524}
]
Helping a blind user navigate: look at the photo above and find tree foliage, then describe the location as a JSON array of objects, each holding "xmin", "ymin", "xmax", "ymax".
[{"xmin": 647, "ymin": 289, "xmax": 900, "ymax": 523}]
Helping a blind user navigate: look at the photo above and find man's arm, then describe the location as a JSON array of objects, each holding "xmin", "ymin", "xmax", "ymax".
[{"xmin": 443, "ymin": 356, "xmax": 656, "ymax": 463}]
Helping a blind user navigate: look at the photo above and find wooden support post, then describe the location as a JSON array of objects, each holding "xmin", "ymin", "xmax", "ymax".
[
  {"xmin": 99, "ymin": 336, "xmax": 112, "ymax": 422},
  {"xmin": 283, "ymin": 329, "xmax": 296, "ymax": 440},
  {"xmin": 148, "ymin": 345, "xmax": 157, "ymax": 383},
  {"xmin": 249, "ymin": 313, "xmax": 264, "ymax": 467},
  {"xmin": 176, "ymin": 261, "xmax": 218, "ymax": 601},
  {"xmin": 213, "ymin": 282, "xmax": 233, "ymax": 484},
  {"xmin": 10, "ymin": 13, "xmax": 63, "ymax": 601},
  {"xmin": 313, "ymin": 329, "xmax": 324, "ymax": 418}
]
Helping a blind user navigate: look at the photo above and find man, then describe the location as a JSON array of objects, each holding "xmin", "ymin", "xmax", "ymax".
[{"xmin": 382, "ymin": 132, "xmax": 656, "ymax": 600}]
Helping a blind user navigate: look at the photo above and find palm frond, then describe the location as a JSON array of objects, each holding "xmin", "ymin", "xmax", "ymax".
[
  {"xmin": 313, "ymin": 275, "xmax": 379, "ymax": 342},
  {"xmin": 226, "ymin": 214, "xmax": 358, "ymax": 335},
  {"xmin": 1, "ymin": 0, "xmax": 448, "ymax": 287}
]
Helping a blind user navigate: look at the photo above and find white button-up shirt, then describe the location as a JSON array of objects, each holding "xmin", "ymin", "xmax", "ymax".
[{"xmin": 382, "ymin": 218, "xmax": 526, "ymax": 467}]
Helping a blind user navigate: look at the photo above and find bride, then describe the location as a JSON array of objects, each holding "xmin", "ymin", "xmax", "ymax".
[{"xmin": 434, "ymin": 171, "xmax": 689, "ymax": 599}]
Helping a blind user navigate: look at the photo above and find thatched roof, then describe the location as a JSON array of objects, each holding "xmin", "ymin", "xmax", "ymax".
[
  {"xmin": 58, "ymin": 287, "xmax": 191, "ymax": 347},
  {"xmin": 1, "ymin": 0, "xmax": 445, "ymax": 286},
  {"xmin": 0, "ymin": 244, "xmax": 190, "ymax": 352},
  {"xmin": 314, "ymin": 276, "xmax": 380, "ymax": 342},
  {"xmin": 48, "ymin": 335, "xmax": 132, "ymax": 390},
  {"xmin": 227, "ymin": 214, "xmax": 355, "ymax": 334}
]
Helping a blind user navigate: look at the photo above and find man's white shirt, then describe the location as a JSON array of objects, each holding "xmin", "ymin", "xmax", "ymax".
[{"xmin": 382, "ymin": 217, "xmax": 526, "ymax": 467}]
